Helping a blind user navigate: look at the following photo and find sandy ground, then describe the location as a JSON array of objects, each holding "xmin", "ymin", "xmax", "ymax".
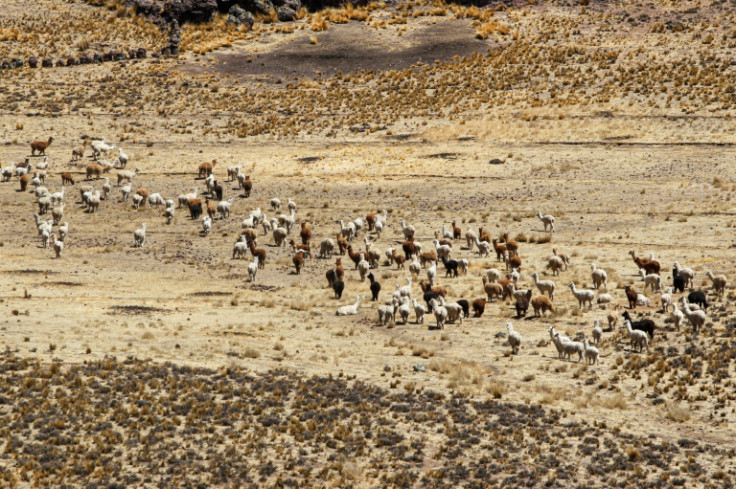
[{"xmin": 1, "ymin": 0, "xmax": 736, "ymax": 486}]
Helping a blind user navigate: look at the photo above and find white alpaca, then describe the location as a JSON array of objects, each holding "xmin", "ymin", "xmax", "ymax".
[
  {"xmin": 624, "ymin": 319, "xmax": 649, "ymax": 352},
  {"xmin": 408, "ymin": 256, "xmax": 421, "ymax": 277},
  {"xmin": 530, "ymin": 272, "xmax": 555, "ymax": 300},
  {"xmin": 680, "ymin": 296, "xmax": 706, "ymax": 333},
  {"xmin": 429, "ymin": 298, "xmax": 447, "ymax": 329},
  {"xmin": 248, "ymin": 256, "xmax": 259, "ymax": 282},
  {"xmin": 133, "ymin": 223, "xmax": 146, "ymax": 247},
  {"xmin": 58, "ymin": 222, "xmax": 69, "ymax": 242},
  {"xmin": 148, "ymin": 193, "xmax": 167, "ymax": 208},
  {"xmin": 217, "ymin": 197, "xmax": 234, "ymax": 219},
  {"xmin": 178, "ymin": 187, "xmax": 198, "ymax": 208},
  {"xmin": 706, "ymin": 270, "xmax": 728, "ymax": 297},
  {"xmin": 590, "ymin": 263, "xmax": 607, "ymax": 289},
  {"xmin": 592, "ymin": 320, "xmax": 603, "ymax": 345},
  {"xmin": 639, "ymin": 268, "xmax": 662, "ymax": 293},
  {"xmin": 202, "ymin": 215, "xmax": 212, "ymax": 236},
  {"xmin": 485, "ymin": 268, "xmax": 501, "ymax": 283},
  {"xmin": 474, "ymin": 237, "xmax": 491, "ymax": 257},
  {"xmin": 433, "ymin": 239, "xmax": 452, "ymax": 261},
  {"xmin": 660, "ymin": 287, "xmax": 674, "ymax": 313},
  {"xmin": 426, "ymin": 261, "xmax": 437, "ymax": 286},
  {"xmin": 506, "ymin": 322, "xmax": 521, "ymax": 354},
  {"xmin": 164, "ymin": 203, "xmax": 175, "ymax": 224},
  {"xmin": 338, "ymin": 219, "xmax": 355, "ymax": 241},
  {"xmin": 583, "ymin": 337, "xmax": 599, "ymax": 365},
  {"xmin": 412, "ymin": 298, "xmax": 426, "ymax": 324},
  {"xmin": 596, "ymin": 293, "xmax": 613, "ymax": 304},
  {"xmin": 671, "ymin": 302, "xmax": 685, "ymax": 331},
  {"xmin": 357, "ymin": 253, "xmax": 370, "ymax": 282},
  {"xmin": 377, "ymin": 300, "xmax": 396, "ymax": 326},
  {"xmin": 400, "ymin": 278, "xmax": 412, "ymax": 298},
  {"xmin": 120, "ymin": 182, "xmax": 133, "ymax": 202},
  {"xmin": 52, "ymin": 236, "xmax": 64, "ymax": 258},
  {"xmin": 270, "ymin": 197, "xmax": 281, "ymax": 210},
  {"xmin": 548, "ymin": 326, "xmax": 567, "ymax": 359},
  {"xmin": 400, "ymin": 220, "xmax": 415, "ymax": 240},
  {"xmin": 673, "ymin": 262, "xmax": 695, "ymax": 289},
  {"xmin": 537, "ymin": 210, "xmax": 555, "ymax": 233},
  {"xmin": 101, "ymin": 177, "xmax": 111, "ymax": 200},
  {"xmin": 546, "ymin": 256, "xmax": 565, "ymax": 276},
  {"xmin": 569, "ymin": 282, "xmax": 595, "ymax": 309},
  {"xmin": 398, "ymin": 297, "xmax": 412, "ymax": 325},
  {"xmin": 319, "ymin": 239, "xmax": 335, "ymax": 259},
  {"xmin": 336, "ymin": 296, "xmax": 361, "ymax": 316}
]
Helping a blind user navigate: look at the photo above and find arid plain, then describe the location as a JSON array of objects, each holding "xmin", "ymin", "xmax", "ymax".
[{"xmin": 0, "ymin": 0, "xmax": 735, "ymax": 487}]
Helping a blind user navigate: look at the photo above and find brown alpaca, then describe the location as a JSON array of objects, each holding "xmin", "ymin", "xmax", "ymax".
[
  {"xmin": 289, "ymin": 239, "xmax": 310, "ymax": 254},
  {"xmin": 71, "ymin": 140, "xmax": 87, "ymax": 161},
  {"xmin": 451, "ymin": 221, "xmax": 461, "ymax": 239},
  {"xmin": 242, "ymin": 175, "xmax": 252, "ymax": 197},
  {"xmin": 492, "ymin": 239, "xmax": 506, "ymax": 262},
  {"xmin": 472, "ymin": 298, "xmax": 486, "ymax": 317},
  {"xmin": 531, "ymin": 295, "xmax": 554, "ymax": 317},
  {"xmin": 31, "ymin": 137, "xmax": 53, "ymax": 156},
  {"xmin": 204, "ymin": 198, "xmax": 216, "ymax": 219},
  {"xmin": 249, "ymin": 241, "xmax": 266, "ymax": 268},
  {"xmin": 624, "ymin": 285, "xmax": 638, "ymax": 309},
  {"xmin": 198, "ymin": 159, "xmax": 216, "ymax": 178},
  {"xmin": 366, "ymin": 211, "xmax": 376, "ymax": 230},
  {"xmin": 300, "ymin": 222, "xmax": 312, "ymax": 245},
  {"xmin": 502, "ymin": 233, "xmax": 519, "ymax": 257},
  {"xmin": 336, "ymin": 233, "xmax": 348, "ymax": 256},
  {"xmin": 86, "ymin": 163, "xmax": 104, "ymax": 180},
  {"xmin": 19, "ymin": 174, "xmax": 29, "ymax": 192},
  {"xmin": 335, "ymin": 258, "xmax": 345, "ymax": 281},
  {"xmin": 293, "ymin": 251, "xmax": 306, "ymax": 274},
  {"xmin": 479, "ymin": 227, "xmax": 491, "ymax": 243},
  {"xmin": 629, "ymin": 250, "xmax": 660, "ymax": 275},
  {"xmin": 61, "ymin": 172, "xmax": 75, "ymax": 186}
]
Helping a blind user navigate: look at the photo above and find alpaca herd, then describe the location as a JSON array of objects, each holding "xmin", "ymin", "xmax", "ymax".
[{"xmin": 2, "ymin": 137, "xmax": 731, "ymax": 365}]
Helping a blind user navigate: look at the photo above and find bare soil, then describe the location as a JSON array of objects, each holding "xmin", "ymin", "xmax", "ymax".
[{"xmin": 1, "ymin": 0, "xmax": 736, "ymax": 487}]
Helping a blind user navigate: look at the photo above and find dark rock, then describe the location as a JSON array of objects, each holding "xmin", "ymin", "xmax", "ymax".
[
  {"xmin": 66, "ymin": 57, "xmax": 77, "ymax": 67},
  {"xmin": 28, "ymin": 56, "xmax": 38, "ymax": 69},
  {"xmin": 12, "ymin": 58, "xmax": 23, "ymax": 68},
  {"xmin": 130, "ymin": 0, "xmax": 217, "ymax": 24},
  {"xmin": 41, "ymin": 58, "xmax": 53, "ymax": 68},
  {"xmin": 93, "ymin": 53, "xmax": 102, "ymax": 63},
  {"xmin": 239, "ymin": 0, "xmax": 274, "ymax": 16},
  {"xmin": 136, "ymin": 47, "xmax": 147, "ymax": 59},
  {"xmin": 488, "ymin": 158, "xmax": 504, "ymax": 165},
  {"xmin": 284, "ymin": 0, "xmax": 301, "ymax": 10},
  {"xmin": 226, "ymin": 4, "xmax": 255, "ymax": 27},
  {"xmin": 276, "ymin": 6, "xmax": 296, "ymax": 21},
  {"xmin": 55, "ymin": 59, "xmax": 65, "ymax": 67}
]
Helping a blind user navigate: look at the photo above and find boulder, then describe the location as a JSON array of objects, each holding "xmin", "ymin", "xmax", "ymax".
[
  {"xmin": 226, "ymin": 4, "xmax": 255, "ymax": 28},
  {"xmin": 239, "ymin": 0, "xmax": 274, "ymax": 17},
  {"xmin": 276, "ymin": 6, "xmax": 296, "ymax": 21}
]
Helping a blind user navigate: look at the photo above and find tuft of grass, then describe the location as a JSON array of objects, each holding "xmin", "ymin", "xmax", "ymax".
[
  {"xmin": 243, "ymin": 347, "xmax": 260, "ymax": 359},
  {"xmin": 665, "ymin": 402, "xmax": 691, "ymax": 422}
]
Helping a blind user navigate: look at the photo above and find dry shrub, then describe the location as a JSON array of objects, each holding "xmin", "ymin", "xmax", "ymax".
[
  {"xmin": 476, "ymin": 21, "xmax": 509, "ymax": 40},
  {"xmin": 243, "ymin": 347, "xmax": 260, "ymax": 359},
  {"xmin": 411, "ymin": 345, "xmax": 434, "ymax": 358},
  {"xmin": 311, "ymin": 14, "xmax": 328, "ymax": 31},
  {"xmin": 665, "ymin": 402, "xmax": 691, "ymax": 422},
  {"xmin": 594, "ymin": 393, "xmax": 627, "ymax": 410}
]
